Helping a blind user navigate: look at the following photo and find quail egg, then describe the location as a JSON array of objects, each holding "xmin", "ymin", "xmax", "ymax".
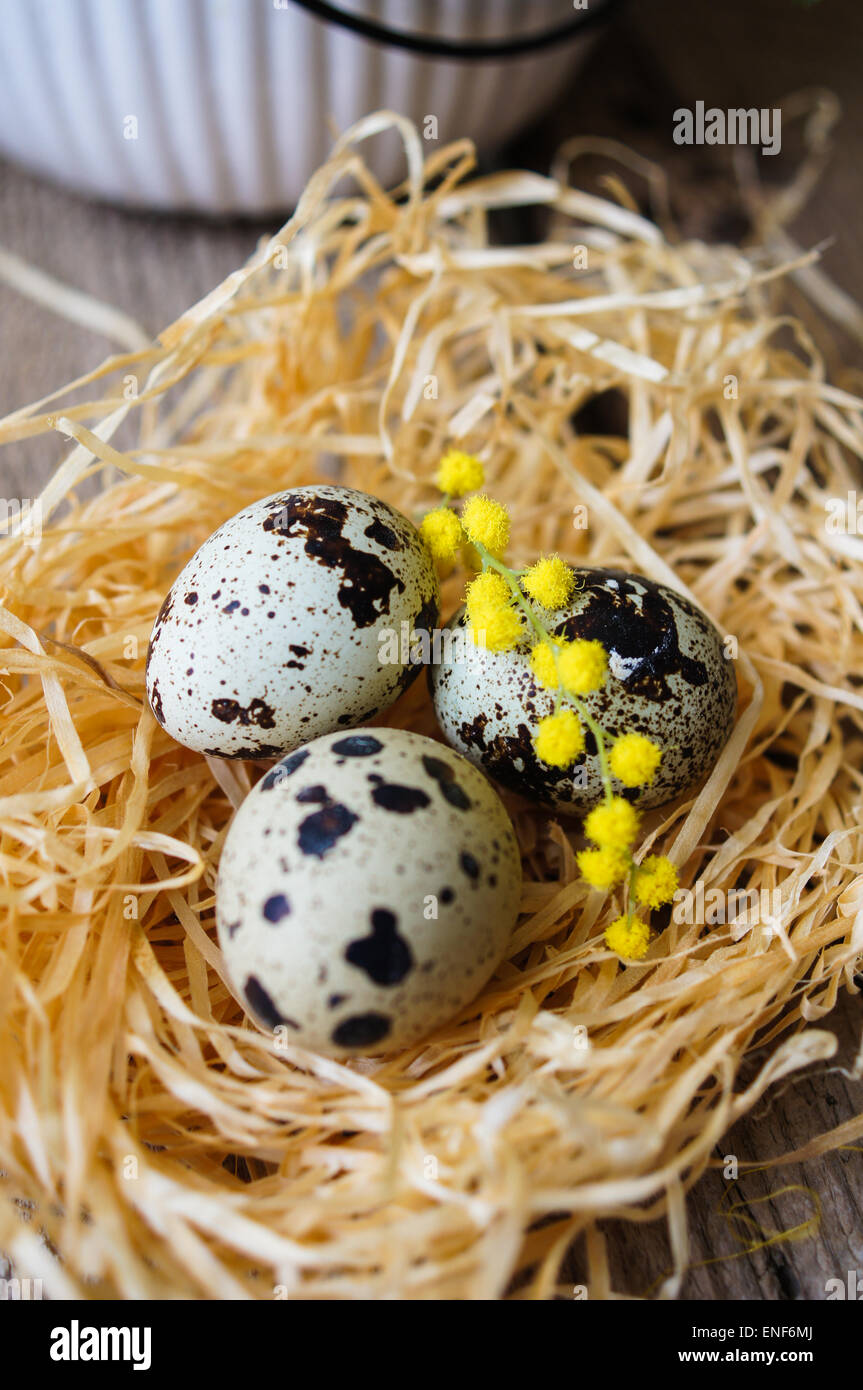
[
  {"xmin": 216, "ymin": 727, "xmax": 523, "ymax": 1055},
  {"xmin": 430, "ymin": 567, "xmax": 736, "ymax": 812},
  {"xmin": 146, "ymin": 485, "xmax": 439, "ymax": 758}
]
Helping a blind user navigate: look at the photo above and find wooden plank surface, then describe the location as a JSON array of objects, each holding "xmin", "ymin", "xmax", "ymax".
[{"xmin": 0, "ymin": 0, "xmax": 860, "ymax": 1300}]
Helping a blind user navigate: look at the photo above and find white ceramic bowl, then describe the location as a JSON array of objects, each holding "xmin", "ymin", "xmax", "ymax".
[{"xmin": 0, "ymin": 0, "xmax": 614, "ymax": 214}]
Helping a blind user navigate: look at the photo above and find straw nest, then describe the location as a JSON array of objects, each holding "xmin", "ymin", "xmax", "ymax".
[{"xmin": 1, "ymin": 112, "xmax": 862, "ymax": 1300}]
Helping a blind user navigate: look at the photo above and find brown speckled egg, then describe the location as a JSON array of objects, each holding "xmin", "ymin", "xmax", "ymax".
[
  {"xmin": 146, "ymin": 485, "xmax": 439, "ymax": 758},
  {"xmin": 216, "ymin": 727, "xmax": 522, "ymax": 1056},
  {"xmin": 430, "ymin": 568, "xmax": 737, "ymax": 813}
]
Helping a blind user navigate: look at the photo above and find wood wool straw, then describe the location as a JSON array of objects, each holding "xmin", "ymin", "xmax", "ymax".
[{"xmin": 0, "ymin": 111, "xmax": 861, "ymax": 1299}]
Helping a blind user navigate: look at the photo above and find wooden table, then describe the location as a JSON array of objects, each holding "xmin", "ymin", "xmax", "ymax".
[{"xmin": 0, "ymin": 0, "xmax": 860, "ymax": 1300}]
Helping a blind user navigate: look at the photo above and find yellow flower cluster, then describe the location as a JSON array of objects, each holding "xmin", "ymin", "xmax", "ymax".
[
  {"xmin": 584, "ymin": 796, "xmax": 640, "ymax": 852},
  {"xmin": 533, "ymin": 709, "xmax": 584, "ymax": 766},
  {"xmin": 419, "ymin": 506, "xmax": 463, "ymax": 562},
  {"xmin": 634, "ymin": 855, "xmax": 678, "ymax": 910},
  {"xmin": 577, "ymin": 845, "xmax": 628, "ymax": 890},
  {"xmin": 522, "ymin": 555, "xmax": 576, "ymax": 610},
  {"xmin": 604, "ymin": 915, "xmax": 651, "ymax": 961},
  {"xmin": 609, "ymin": 732, "xmax": 662, "ymax": 788},
  {"xmin": 465, "ymin": 570, "xmax": 522, "ymax": 652},
  {"xmin": 461, "ymin": 495, "xmax": 510, "ymax": 558},
  {"xmin": 476, "ymin": 608, "xmax": 523, "ymax": 652},
  {"xmin": 436, "ymin": 449, "xmax": 484, "ymax": 497},
  {"xmin": 466, "ymin": 569, "xmax": 510, "ymax": 614},
  {"xmin": 529, "ymin": 640, "xmax": 560, "ymax": 688},
  {"xmin": 529, "ymin": 637, "xmax": 607, "ymax": 697},
  {"xmin": 558, "ymin": 639, "xmax": 607, "ymax": 695}
]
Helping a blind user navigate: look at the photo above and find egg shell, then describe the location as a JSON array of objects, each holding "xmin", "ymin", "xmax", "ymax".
[
  {"xmin": 430, "ymin": 567, "xmax": 737, "ymax": 813},
  {"xmin": 146, "ymin": 485, "xmax": 439, "ymax": 758},
  {"xmin": 216, "ymin": 727, "xmax": 522, "ymax": 1056}
]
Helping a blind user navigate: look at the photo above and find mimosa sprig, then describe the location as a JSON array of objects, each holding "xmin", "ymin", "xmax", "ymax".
[{"xmin": 421, "ymin": 450, "xmax": 678, "ymax": 961}]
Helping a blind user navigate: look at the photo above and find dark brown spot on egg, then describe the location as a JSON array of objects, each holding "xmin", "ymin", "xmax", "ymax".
[
  {"xmin": 455, "ymin": 709, "xmax": 489, "ymax": 753},
  {"xmin": 363, "ymin": 517, "xmax": 400, "ymax": 550},
  {"xmin": 262, "ymin": 893, "xmax": 291, "ymax": 923},
  {"xmin": 345, "ymin": 908, "xmax": 413, "ymax": 985},
  {"xmin": 210, "ymin": 696, "xmax": 276, "ymax": 729},
  {"xmin": 262, "ymin": 491, "xmax": 405, "ymax": 628},
  {"xmin": 149, "ymin": 679, "xmax": 165, "ymax": 726},
  {"xmin": 456, "ymin": 714, "xmax": 574, "ymax": 803},
  {"xmin": 553, "ymin": 570, "xmax": 707, "ymax": 703},
  {"xmin": 296, "ymin": 784, "xmax": 329, "ymax": 804},
  {"xmin": 421, "ymin": 754, "xmax": 471, "ymax": 810},
  {"xmin": 244, "ymin": 975, "xmax": 299, "ymax": 1031},
  {"xmin": 396, "ymin": 591, "xmax": 442, "ymax": 692},
  {"xmin": 331, "ymin": 1012, "xmax": 392, "ymax": 1048},
  {"xmin": 460, "ymin": 852, "xmax": 480, "ymax": 880},
  {"xmin": 297, "ymin": 801, "xmax": 358, "ymax": 857},
  {"xmin": 154, "ymin": 589, "xmax": 175, "ymax": 626},
  {"xmin": 332, "ymin": 735, "xmax": 383, "ymax": 756},
  {"xmin": 216, "ymin": 741, "xmax": 284, "ymax": 760},
  {"xmin": 371, "ymin": 782, "xmax": 431, "ymax": 813}
]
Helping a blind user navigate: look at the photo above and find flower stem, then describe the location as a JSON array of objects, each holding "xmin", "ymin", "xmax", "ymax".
[
  {"xmin": 625, "ymin": 856, "xmax": 639, "ymax": 925},
  {"xmin": 476, "ymin": 544, "xmax": 547, "ymax": 643},
  {"xmin": 568, "ymin": 697, "xmax": 614, "ymax": 804}
]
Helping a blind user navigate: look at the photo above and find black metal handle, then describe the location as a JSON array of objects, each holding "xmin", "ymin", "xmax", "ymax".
[{"xmin": 287, "ymin": 0, "xmax": 623, "ymax": 62}]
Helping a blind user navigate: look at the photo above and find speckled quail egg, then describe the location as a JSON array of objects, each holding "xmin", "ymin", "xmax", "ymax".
[
  {"xmin": 216, "ymin": 727, "xmax": 522, "ymax": 1056},
  {"xmin": 146, "ymin": 485, "xmax": 439, "ymax": 758},
  {"xmin": 430, "ymin": 567, "xmax": 737, "ymax": 813}
]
